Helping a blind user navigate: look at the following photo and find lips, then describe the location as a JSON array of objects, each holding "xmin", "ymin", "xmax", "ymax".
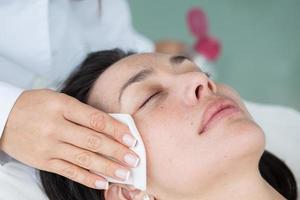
[{"xmin": 199, "ymin": 98, "xmax": 240, "ymax": 134}]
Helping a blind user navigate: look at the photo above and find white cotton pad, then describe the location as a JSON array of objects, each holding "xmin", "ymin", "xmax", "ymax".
[{"xmin": 91, "ymin": 114, "xmax": 147, "ymax": 191}]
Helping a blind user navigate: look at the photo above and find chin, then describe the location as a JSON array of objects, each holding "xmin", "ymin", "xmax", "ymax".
[
  {"xmin": 225, "ymin": 118, "xmax": 266, "ymax": 162},
  {"xmin": 198, "ymin": 119, "xmax": 266, "ymax": 187}
]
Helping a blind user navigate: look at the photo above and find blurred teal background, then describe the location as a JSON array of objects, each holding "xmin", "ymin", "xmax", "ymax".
[{"xmin": 129, "ymin": 0, "xmax": 300, "ymax": 111}]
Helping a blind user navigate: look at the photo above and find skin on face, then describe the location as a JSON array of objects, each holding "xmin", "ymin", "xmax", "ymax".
[{"xmin": 87, "ymin": 53, "xmax": 265, "ymax": 199}]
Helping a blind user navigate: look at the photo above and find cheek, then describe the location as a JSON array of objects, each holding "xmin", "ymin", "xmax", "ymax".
[{"xmin": 134, "ymin": 103, "xmax": 197, "ymax": 191}]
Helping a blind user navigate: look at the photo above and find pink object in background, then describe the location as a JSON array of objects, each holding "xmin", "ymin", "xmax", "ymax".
[
  {"xmin": 186, "ymin": 7, "xmax": 221, "ymax": 61},
  {"xmin": 194, "ymin": 36, "xmax": 221, "ymax": 61},
  {"xmin": 187, "ymin": 7, "xmax": 208, "ymax": 38}
]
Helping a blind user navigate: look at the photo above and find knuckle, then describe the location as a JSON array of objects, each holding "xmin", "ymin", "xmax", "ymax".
[
  {"xmin": 62, "ymin": 166, "xmax": 78, "ymax": 180},
  {"xmin": 86, "ymin": 135, "xmax": 102, "ymax": 151},
  {"xmin": 76, "ymin": 171, "xmax": 87, "ymax": 185},
  {"xmin": 104, "ymin": 161, "xmax": 115, "ymax": 176},
  {"xmin": 110, "ymin": 125, "xmax": 118, "ymax": 139},
  {"xmin": 42, "ymin": 126, "xmax": 56, "ymax": 138},
  {"xmin": 58, "ymin": 93, "xmax": 76, "ymax": 109},
  {"xmin": 81, "ymin": 177, "xmax": 90, "ymax": 188},
  {"xmin": 75, "ymin": 151, "xmax": 92, "ymax": 168},
  {"xmin": 47, "ymin": 99, "xmax": 61, "ymax": 111},
  {"xmin": 38, "ymin": 158, "xmax": 51, "ymax": 171},
  {"xmin": 89, "ymin": 112, "xmax": 106, "ymax": 131},
  {"xmin": 48, "ymin": 160, "xmax": 59, "ymax": 173},
  {"xmin": 111, "ymin": 146, "xmax": 124, "ymax": 158},
  {"xmin": 60, "ymin": 95, "xmax": 73, "ymax": 109},
  {"xmin": 61, "ymin": 95, "xmax": 80, "ymax": 119},
  {"xmin": 38, "ymin": 142, "xmax": 52, "ymax": 156},
  {"xmin": 49, "ymin": 94, "xmax": 66, "ymax": 110},
  {"xmin": 81, "ymin": 173, "xmax": 95, "ymax": 187}
]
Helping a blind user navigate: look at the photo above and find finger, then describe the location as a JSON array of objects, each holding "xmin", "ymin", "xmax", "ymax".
[
  {"xmin": 54, "ymin": 143, "xmax": 132, "ymax": 182},
  {"xmin": 57, "ymin": 121, "xmax": 139, "ymax": 168},
  {"xmin": 63, "ymin": 98, "xmax": 137, "ymax": 147},
  {"xmin": 48, "ymin": 158, "xmax": 108, "ymax": 190}
]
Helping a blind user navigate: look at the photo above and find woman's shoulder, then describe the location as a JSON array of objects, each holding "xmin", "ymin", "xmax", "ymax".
[{"xmin": 0, "ymin": 159, "xmax": 48, "ymax": 200}]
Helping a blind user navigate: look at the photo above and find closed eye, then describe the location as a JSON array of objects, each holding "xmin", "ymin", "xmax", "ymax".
[{"xmin": 139, "ymin": 91, "xmax": 160, "ymax": 109}]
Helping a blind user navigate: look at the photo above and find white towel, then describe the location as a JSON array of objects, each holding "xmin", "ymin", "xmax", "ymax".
[{"xmin": 91, "ymin": 114, "xmax": 147, "ymax": 191}]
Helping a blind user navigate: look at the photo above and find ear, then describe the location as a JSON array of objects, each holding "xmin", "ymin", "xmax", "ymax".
[{"xmin": 104, "ymin": 184, "xmax": 155, "ymax": 200}]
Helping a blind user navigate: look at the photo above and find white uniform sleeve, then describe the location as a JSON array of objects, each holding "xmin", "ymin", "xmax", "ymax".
[
  {"xmin": 0, "ymin": 82, "xmax": 24, "ymax": 165},
  {"xmin": 82, "ymin": 0, "xmax": 155, "ymax": 54},
  {"xmin": 0, "ymin": 0, "xmax": 51, "ymax": 75},
  {"xmin": 114, "ymin": 0, "xmax": 155, "ymax": 53},
  {"xmin": 0, "ymin": 160, "xmax": 48, "ymax": 200}
]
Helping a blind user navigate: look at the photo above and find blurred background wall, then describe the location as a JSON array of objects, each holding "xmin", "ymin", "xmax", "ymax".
[{"xmin": 129, "ymin": 0, "xmax": 300, "ymax": 111}]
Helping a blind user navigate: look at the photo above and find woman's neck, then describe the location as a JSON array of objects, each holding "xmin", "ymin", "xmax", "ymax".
[
  {"xmin": 158, "ymin": 168, "xmax": 286, "ymax": 200},
  {"xmin": 193, "ymin": 169, "xmax": 286, "ymax": 200}
]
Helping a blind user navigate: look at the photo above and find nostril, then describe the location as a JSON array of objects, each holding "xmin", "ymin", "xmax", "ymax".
[
  {"xmin": 195, "ymin": 85, "xmax": 202, "ymax": 99},
  {"xmin": 208, "ymin": 80, "xmax": 213, "ymax": 92}
]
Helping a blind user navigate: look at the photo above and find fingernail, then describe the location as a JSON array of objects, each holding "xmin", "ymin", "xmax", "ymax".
[
  {"xmin": 124, "ymin": 153, "xmax": 140, "ymax": 167},
  {"xmin": 95, "ymin": 180, "xmax": 108, "ymax": 190},
  {"xmin": 122, "ymin": 134, "xmax": 137, "ymax": 147},
  {"xmin": 115, "ymin": 168, "xmax": 130, "ymax": 180}
]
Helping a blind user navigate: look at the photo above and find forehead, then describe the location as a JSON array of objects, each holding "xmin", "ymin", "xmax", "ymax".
[{"xmin": 88, "ymin": 53, "xmax": 172, "ymax": 112}]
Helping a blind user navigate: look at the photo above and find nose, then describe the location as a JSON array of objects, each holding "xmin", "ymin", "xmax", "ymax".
[{"xmin": 177, "ymin": 72, "xmax": 217, "ymax": 106}]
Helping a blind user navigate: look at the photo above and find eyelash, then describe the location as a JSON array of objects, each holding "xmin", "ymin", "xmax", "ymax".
[
  {"xmin": 139, "ymin": 91, "xmax": 160, "ymax": 108},
  {"xmin": 204, "ymin": 71, "xmax": 212, "ymax": 78}
]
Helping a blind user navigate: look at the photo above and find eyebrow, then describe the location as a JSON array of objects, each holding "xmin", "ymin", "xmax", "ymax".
[
  {"xmin": 118, "ymin": 55, "xmax": 191, "ymax": 103},
  {"xmin": 169, "ymin": 55, "xmax": 190, "ymax": 65},
  {"xmin": 118, "ymin": 68, "xmax": 154, "ymax": 102}
]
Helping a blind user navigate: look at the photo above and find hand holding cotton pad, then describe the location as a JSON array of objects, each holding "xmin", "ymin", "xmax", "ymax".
[{"xmin": 91, "ymin": 114, "xmax": 147, "ymax": 191}]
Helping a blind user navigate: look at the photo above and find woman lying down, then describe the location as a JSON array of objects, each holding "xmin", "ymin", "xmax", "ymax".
[{"xmin": 38, "ymin": 49, "xmax": 297, "ymax": 200}]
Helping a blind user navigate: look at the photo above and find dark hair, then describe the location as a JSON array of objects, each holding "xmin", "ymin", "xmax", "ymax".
[{"xmin": 39, "ymin": 49, "xmax": 297, "ymax": 200}]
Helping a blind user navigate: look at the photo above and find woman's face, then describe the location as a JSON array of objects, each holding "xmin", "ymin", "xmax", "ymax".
[{"xmin": 88, "ymin": 53, "xmax": 265, "ymax": 198}]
